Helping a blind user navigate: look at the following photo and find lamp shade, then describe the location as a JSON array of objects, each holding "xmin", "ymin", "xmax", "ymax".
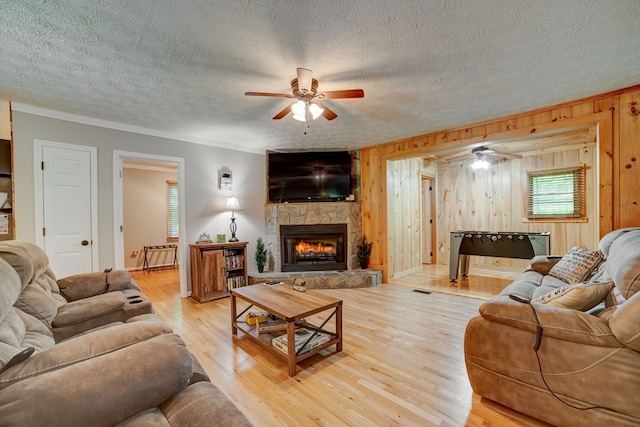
[{"xmin": 226, "ymin": 196, "xmax": 241, "ymax": 211}]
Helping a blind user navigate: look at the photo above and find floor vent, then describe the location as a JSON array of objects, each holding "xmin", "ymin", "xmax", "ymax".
[{"xmin": 412, "ymin": 289, "xmax": 432, "ymax": 295}]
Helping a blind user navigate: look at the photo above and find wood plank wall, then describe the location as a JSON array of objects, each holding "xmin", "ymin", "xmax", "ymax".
[
  {"xmin": 361, "ymin": 85, "xmax": 640, "ymax": 281},
  {"xmin": 435, "ymin": 144, "xmax": 597, "ymax": 272}
]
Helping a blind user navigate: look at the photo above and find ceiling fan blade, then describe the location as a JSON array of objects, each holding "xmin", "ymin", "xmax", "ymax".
[
  {"xmin": 315, "ymin": 102, "xmax": 338, "ymax": 121},
  {"xmin": 245, "ymin": 91, "xmax": 293, "ymax": 98},
  {"xmin": 297, "ymin": 68, "xmax": 313, "ymax": 92},
  {"xmin": 445, "ymin": 153, "xmax": 471, "ymax": 163},
  {"xmin": 320, "ymin": 89, "xmax": 364, "ymax": 99},
  {"xmin": 272, "ymin": 104, "xmax": 292, "ymax": 120}
]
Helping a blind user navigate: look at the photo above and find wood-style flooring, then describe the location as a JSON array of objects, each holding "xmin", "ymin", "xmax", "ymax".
[
  {"xmin": 388, "ymin": 264, "xmax": 521, "ymax": 300},
  {"xmin": 132, "ymin": 266, "xmax": 550, "ymax": 427}
]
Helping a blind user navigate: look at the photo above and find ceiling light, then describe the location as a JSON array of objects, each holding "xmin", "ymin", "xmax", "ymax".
[
  {"xmin": 291, "ymin": 100, "xmax": 306, "ymax": 121},
  {"xmin": 291, "ymin": 100, "xmax": 324, "ymax": 122},
  {"xmin": 308, "ymin": 102, "xmax": 324, "ymax": 120},
  {"xmin": 471, "ymin": 157, "xmax": 490, "ymax": 170}
]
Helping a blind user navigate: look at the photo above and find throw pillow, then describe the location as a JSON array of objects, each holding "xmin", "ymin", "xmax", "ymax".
[
  {"xmin": 532, "ymin": 281, "xmax": 614, "ymax": 311},
  {"xmin": 548, "ymin": 247, "xmax": 604, "ymax": 284}
]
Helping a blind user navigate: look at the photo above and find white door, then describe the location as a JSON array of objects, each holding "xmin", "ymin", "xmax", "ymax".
[{"xmin": 42, "ymin": 146, "xmax": 93, "ymax": 277}]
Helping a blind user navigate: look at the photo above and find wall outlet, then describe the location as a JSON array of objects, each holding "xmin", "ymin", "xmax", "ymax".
[{"xmin": 131, "ymin": 250, "xmax": 139, "ymax": 258}]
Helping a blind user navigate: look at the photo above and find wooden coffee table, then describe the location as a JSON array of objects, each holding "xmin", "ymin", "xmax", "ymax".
[{"xmin": 230, "ymin": 283, "xmax": 342, "ymax": 376}]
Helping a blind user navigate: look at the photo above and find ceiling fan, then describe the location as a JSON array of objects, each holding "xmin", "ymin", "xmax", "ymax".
[
  {"xmin": 449, "ymin": 146, "xmax": 523, "ymax": 169},
  {"xmin": 244, "ymin": 67, "xmax": 364, "ymax": 121}
]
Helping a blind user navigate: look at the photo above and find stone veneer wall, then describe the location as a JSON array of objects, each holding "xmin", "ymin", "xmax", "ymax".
[{"xmin": 264, "ymin": 202, "xmax": 363, "ymax": 272}]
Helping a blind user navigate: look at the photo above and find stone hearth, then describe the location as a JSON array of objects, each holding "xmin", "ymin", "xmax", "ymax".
[{"xmin": 248, "ymin": 270, "xmax": 382, "ymax": 289}]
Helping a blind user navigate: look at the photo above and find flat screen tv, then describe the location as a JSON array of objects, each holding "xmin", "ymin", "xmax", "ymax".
[{"xmin": 268, "ymin": 151, "xmax": 351, "ymax": 202}]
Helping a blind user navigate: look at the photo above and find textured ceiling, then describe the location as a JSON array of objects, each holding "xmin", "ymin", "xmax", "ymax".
[{"xmin": 1, "ymin": 1, "xmax": 639, "ymax": 153}]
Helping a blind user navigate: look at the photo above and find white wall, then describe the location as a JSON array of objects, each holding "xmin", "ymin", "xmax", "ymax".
[{"xmin": 11, "ymin": 111, "xmax": 266, "ymax": 285}]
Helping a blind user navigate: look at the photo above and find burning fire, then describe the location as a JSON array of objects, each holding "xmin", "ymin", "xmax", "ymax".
[{"xmin": 295, "ymin": 240, "xmax": 335, "ymax": 253}]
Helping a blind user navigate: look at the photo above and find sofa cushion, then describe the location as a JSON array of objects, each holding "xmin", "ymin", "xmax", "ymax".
[
  {"xmin": 0, "ymin": 308, "xmax": 55, "ymax": 370},
  {"xmin": 0, "ymin": 258, "xmax": 21, "ymax": 324},
  {"xmin": 598, "ymin": 227, "xmax": 640, "ymax": 257},
  {"xmin": 605, "ymin": 230, "xmax": 640, "ymax": 299},
  {"xmin": 548, "ymin": 247, "xmax": 604, "ymax": 284},
  {"xmin": 0, "ymin": 241, "xmax": 51, "ymax": 289},
  {"xmin": 58, "ymin": 270, "xmax": 140, "ymax": 301},
  {"xmin": 532, "ymin": 280, "xmax": 614, "ymax": 311}
]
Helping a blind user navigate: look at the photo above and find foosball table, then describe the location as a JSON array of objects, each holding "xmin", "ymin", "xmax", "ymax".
[{"xmin": 449, "ymin": 231, "xmax": 551, "ymax": 282}]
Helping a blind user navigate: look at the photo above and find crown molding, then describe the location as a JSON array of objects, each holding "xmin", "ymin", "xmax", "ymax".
[{"xmin": 10, "ymin": 103, "xmax": 265, "ymax": 155}]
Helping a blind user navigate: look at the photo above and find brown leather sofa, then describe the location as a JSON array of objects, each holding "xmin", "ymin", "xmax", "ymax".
[
  {"xmin": 464, "ymin": 228, "xmax": 640, "ymax": 426},
  {"xmin": 0, "ymin": 241, "xmax": 252, "ymax": 427}
]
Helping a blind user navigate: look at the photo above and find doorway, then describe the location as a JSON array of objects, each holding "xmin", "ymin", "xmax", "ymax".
[{"xmin": 113, "ymin": 151, "xmax": 188, "ymax": 297}]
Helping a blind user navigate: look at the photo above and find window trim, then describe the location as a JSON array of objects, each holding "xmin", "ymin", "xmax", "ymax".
[{"xmin": 525, "ymin": 165, "xmax": 587, "ymax": 221}]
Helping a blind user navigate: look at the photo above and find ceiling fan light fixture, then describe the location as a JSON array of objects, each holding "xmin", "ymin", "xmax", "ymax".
[
  {"xmin": 309, "ymin": 102, "xmax": 324, "ymax": 120},
  {"xmin": 291, "ymin": 100, "xmax": 323, "ymax": 122},
  {"xmin": 291, "ymin": 100, "xmax": 306, "ymax": 121},
  {"xmin": 245, "ymin": 67, "xmax": 363, "ymax": 122},
  {"xmin": 471, "ymin": 157, "xmax": 490, "ymax": 170}
]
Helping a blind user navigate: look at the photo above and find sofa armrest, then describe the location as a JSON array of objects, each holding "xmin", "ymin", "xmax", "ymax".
[
  {"xmin": 58, "ymin": 270, "xmax": 140, "ymax": 301},
  {"xmin": 159, "ymin": 382, "xmax": 253, "ymax": 427},
  {"xmin": 525, "ymin": 255, "xmax": 562, "ymax": 275},
  {"xmin": 609, "ymin": 292, "xmax": 640, "ymax": 351},
  {"xmin": 0, "ymin": 333, "xmax": 193, "ymax": 427},
  {"xmin": 0, "ymin": 319, "xmax": 171, "ymax": 388},
  {"xmin": 478, "ymin": 296, "xmax": 620, "ymax": 347},
  {"xmin": 53, "ymin": 292, "xmax": 126, "ymax": 328}
]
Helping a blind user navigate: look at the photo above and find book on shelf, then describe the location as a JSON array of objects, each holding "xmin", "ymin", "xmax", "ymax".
[
  {"xmin": 255, "ymin": 318, "xmax": 304, "ymax": 335},
  {"xmin": 271, "ymin": 328, "xmax": 331, "ymax": 355},
  {"xmin": 226, "ymin": 275, "xmax": 245, "ymax": 290},
  {"xmin": 224, "ymin": 253, "xmax": 244, "ymax": 270}
]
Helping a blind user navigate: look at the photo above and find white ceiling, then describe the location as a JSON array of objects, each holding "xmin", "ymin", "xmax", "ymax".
[{"xmin": 1, "ymin": 1, "xmax": 639, "ymax": 153}]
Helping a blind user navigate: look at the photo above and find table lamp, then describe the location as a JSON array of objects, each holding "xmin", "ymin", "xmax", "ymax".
[{"xmin": 226, "ymin": 196, "xmax": 241, "ymax": 242}]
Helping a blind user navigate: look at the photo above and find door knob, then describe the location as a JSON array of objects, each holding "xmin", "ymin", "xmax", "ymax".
[{"xmin": 81, "ymin": 240, "xmax": 89, "ymax": 246}]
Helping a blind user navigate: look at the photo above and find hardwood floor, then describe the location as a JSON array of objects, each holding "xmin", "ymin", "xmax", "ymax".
[
  {"xmin": 388, "ymin": 264, "xmax": 521, "ymax": 300},
  {"xmin": 132, "ymin": 267, "xmax": 550, "ymax": 427}
]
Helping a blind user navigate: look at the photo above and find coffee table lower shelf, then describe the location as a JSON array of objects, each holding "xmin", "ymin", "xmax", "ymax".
[
  {"xmin": 233, "ymin": 320, "xmax": 340, "ymax": 371},
  {"xmin": 230, "ymin": 284, "xmax": 343, "ymax": 376}
]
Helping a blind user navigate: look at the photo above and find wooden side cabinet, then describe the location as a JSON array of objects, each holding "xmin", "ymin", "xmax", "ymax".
[{"xmin": 189, "ymin": 242, "xmax": 248, "ymax": 303}]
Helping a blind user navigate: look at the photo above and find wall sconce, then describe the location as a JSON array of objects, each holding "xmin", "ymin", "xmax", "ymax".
[
  {"xmin": 226, "ymin": 196, "xmax": 242, "ymax": 242},
  {"xmin": 220, "ymin": 173, "xmax": 232, "ymax": 190}
]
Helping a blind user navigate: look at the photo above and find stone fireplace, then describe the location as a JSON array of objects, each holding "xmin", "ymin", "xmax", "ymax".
[
  {"xmin": 264, "ymin": 202, "xmax": 362, "ymax": 272},
  {"xmin": 280, "ymin": 224, "xmax": 347, "ymax": 272}
]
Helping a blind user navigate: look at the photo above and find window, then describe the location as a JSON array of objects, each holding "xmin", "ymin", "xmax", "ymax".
[
  {"xmin": 526, "ymin": 166, "xmax": 586, "ymax": 220},
  {"xmin": 166, "ymin": 180, "xmax": 179, "ymax": 241}
]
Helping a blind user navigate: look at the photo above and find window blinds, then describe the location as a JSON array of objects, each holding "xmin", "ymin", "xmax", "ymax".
[{"xmin": 526, "ymin": 166, "xmax": 586, "ymax": 219}]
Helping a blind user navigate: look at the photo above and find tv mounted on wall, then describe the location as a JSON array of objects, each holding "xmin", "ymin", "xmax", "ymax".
[{"xmin": 268, "ymin": 151, "xmax": 352, "ymax": 203}]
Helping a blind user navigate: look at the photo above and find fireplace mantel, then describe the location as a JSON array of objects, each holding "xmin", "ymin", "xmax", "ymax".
[{"xmin": 264, "ymin": 202, "xmax": 362, "ymax": 272}]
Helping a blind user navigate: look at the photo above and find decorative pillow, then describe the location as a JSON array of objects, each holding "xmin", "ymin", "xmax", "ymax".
[
  {"xmin": 532, "ymin": 281, "xmax": 614, "ymax": 311},
  {"xmin": 548, "ymin": 247, "xmax": 604, "ymax": 284}
]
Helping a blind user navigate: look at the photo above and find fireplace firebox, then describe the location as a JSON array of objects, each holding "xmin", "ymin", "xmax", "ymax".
[{"xmin": 280, "ymin": 224, "xmax": 347, "ymax": 272}]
